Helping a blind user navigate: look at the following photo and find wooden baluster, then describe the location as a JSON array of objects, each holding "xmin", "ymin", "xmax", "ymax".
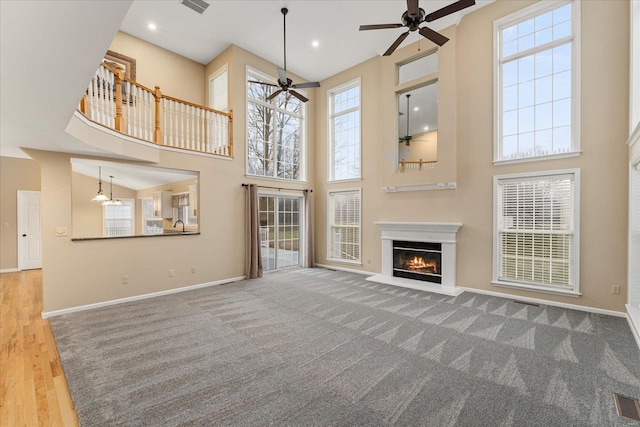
[
  {"xmin": 114, "ymin": 65, "xmax": 125, "ymax": 132},
  {"xmin": 133, "ymin": 86, "xmax": 139, "ymax": 138},
  {"xmin": 106, "ymin": 69, "xmax": 114, "ymax": 128},
  {"xmin": 419, "ymin": 158, "xmax": 423, "ymax": 171},
  {"xmin": 154, "ymin": 86, "xmax": 162, "ymax": 144},
  {"xmin": 228, "ymin": 111, "xmax": 233, "ymax": 157}
]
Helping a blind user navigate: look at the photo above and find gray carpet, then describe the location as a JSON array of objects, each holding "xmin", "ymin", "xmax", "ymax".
[{"xmin": 50, "ymin": 268, "xmax": 640, "ymax": 426}]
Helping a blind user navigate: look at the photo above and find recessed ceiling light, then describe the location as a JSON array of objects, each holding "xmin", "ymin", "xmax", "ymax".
[
  {"xmin": 312, "ymin": 40, "xmax": 319, "ymax": 48},
  {"xmin": 413, "ymin": 107, "xmax": 419, "ymax": 111},
  {"xmin": 424, "ymin": 126, "xmax": 429, "ymax": 131},
  {"xmin": 147, "ymin": 23, "xmax": 157, "ymax": 30}
]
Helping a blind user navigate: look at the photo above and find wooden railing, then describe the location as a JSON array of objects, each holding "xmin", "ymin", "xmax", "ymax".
[
  {"xmin": 399, "ymin": 159, "xmax": 437, "ymax": 172},
  {"xmin": 79, "ymin": 62, "xmax": 232, "ymax": 157}
]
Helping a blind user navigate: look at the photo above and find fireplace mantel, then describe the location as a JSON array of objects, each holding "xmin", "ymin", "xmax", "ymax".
[{"xmin": 368, "ymin": 221, "xmax": 464, "ymax": 296}]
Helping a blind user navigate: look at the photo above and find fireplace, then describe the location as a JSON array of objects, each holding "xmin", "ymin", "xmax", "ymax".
[
  {"xmin": 393, "ymin": 241, "xmax": 442, "ymax": 284},
  {"xmin": 367, "ymin": 222, "xmax": 463, "ymax": 296}
]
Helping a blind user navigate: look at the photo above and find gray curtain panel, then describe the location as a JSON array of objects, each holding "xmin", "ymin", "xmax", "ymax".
[
  {"xmin": 245, "ymin": 184, "xmax": 263, "ymax": 278},
  {"xmin": 303, "ymin": 190, "xmax": 314, "ymax": 268}
]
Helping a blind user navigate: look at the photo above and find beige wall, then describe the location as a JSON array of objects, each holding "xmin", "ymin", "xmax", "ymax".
[
  {"xmin": 315, "ymin": 0, "xmax": 630, "ymax": 312},
  {"xmin": 109, "ymin": 31, "xmax": 206, "ymax": 105},
  {"xmin": 0, "ymin": 156, "xmax": 41, "ymax": 270},
  {"xmin": 29, "ymin": 147, "xmax": 245, "ymax": 314},
  {"xmin": 32, "ymin": 43, "xmax": 316, "ymax": 313},
  {"xmin": 19, "ymin": 1, "xmax": 631, "ymax": 314}
]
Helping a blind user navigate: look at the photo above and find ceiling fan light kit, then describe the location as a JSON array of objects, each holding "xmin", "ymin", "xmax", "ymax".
[{"xmin": 360, "ymin": 0, "xmax": 476, "ymax": 56}]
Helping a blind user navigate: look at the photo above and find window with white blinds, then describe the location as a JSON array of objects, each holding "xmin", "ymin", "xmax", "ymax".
[
  {"xmin": 494, "ymin": 170, "xmax": 580, "ymax": 294},
  {"xmin": 328, "ymin": 189, "xmax": 361, "ymax": 264},
  {"xmin": 103, "ymin": 199, "xmax": 134, "ymax": 237}
]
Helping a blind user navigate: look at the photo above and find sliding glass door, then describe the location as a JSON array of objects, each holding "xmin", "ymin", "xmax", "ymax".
[{"xmin": 259, "ymin": 195, "xmax": 302, "ymax": 271}]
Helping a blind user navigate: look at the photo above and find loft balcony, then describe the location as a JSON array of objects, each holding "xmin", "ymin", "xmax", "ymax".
[{"xmin": 74, "ymin": 62, "xmax": 233, "ymax": 160}]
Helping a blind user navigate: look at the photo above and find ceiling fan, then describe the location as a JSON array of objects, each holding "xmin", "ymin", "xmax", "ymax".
[
  {"xmin": 400, "ymin": 94, "xmax": 413, "ymax": 146},
  {"xmin": 360, "ymin": 0, "xmax": 476, "ymax": 56},
  {"xmin": 249, "ymin": 8, "xmax": 320, "ymax": 103}
]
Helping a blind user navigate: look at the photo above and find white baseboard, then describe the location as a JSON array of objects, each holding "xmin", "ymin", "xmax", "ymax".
[
  {"xmin": 315, "ymin": 263, "xmax": 374, "ymax": 276},
  {"xmin": 0, "ymin": 268, "xmax": 18, "ymax": 273},
  {"xmin": 42, "ymin": 276, "xmax": 246, "ymax": 318},
  {"xmin": 462, "ymin": 286, "xmax": 627, "ymax": 318}
]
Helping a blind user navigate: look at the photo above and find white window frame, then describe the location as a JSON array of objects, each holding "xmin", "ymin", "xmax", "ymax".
[
  {"xmin": 327, "ymin": 188, "xmax": 362, "ymax": 265},
  {"xmin": 493, "ymin": 0, "xmax": 581, "ymax": 164},
  {"xmin": 493, "ymin": 169, "xmax": 580, "ymax": 296},
  {"xmin": 246, "ymin": 66, "xmax": 306, "ymax": 182},
  {"xmin": 209, "ymin": 64, "xmax": 228, "ymax": 113},
  {"xmin": 328, "ymin": 78, "xmax": 361, "ymax": 182},
  {"xmin": 103, "ymin": 198, "xmax": 135, "ymax": 237},
  {"xmin": 631, "ymin": 0, "xmax": 640, "ymax": 134}
]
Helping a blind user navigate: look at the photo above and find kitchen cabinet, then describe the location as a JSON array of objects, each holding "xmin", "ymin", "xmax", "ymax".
[
  {"xmin": 188, "ymin": 184, "xmax": 198, "ymax": 218},
  {"xmin": 152, "ymin": 190, "xmax": 173, "ymax": 218}
]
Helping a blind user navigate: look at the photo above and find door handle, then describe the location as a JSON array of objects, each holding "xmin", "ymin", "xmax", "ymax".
[{"xmin": 22, "ymin": 234, "xmax": 27, "ymax": 237}]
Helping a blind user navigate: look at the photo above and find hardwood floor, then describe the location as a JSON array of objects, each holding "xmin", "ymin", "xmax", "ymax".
[{"xmin": 0, "ymin": 270, "xmax": 78, "ymax": 426}]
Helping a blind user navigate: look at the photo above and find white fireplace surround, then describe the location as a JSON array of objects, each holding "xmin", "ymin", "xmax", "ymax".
[{"xmin": 367, "ymin": 222, "xmax": 464, "ymax": 296}]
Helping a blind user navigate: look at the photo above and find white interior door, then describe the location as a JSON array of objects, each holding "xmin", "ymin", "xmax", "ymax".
[{"xmin": 18, "ymin": 190, "xmax": 42, "ymax": 270}]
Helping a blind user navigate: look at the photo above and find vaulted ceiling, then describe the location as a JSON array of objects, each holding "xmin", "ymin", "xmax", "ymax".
[{"xmin": 0, "ymin": 0, "xmax": 493, "ymax": 158}]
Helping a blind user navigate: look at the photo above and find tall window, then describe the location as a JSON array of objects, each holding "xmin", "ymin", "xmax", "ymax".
[
  {"xmin": 103, "ymin": 199, "xmax": 134, "ymax": 237},
  {"xmin": 209, "ymin": 64, "xmax": 228, "ymax": 112},
  {"xmin": 493, "ymin": 170, "xmax": 580, "ymax": 295},
  {"xmin": 328, "ymin": 189, "xmax": 361, "ymax": 263},
  {"xmin": 494, "ymin": 1, "xmax": 580, "ymax": 162},
  {"xmin": 329, "ymin": 79, "xmax": 360, "ymax": 181},
  {"xmin": 247, "ymin": 68, "xmax": 304, "ymax": 181}
]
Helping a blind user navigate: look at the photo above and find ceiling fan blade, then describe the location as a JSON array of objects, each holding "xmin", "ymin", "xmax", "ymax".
[
  {"xmin": 359, "ymin": 23, "xmax": 404, "ymax": 31},
  {"xmin": 419, "ymin": 26, "xmax": 449, "ymax": 46},
  {"xmin": 289, "ymin": 90, "xmax": 309, "ymax": 103},
  {"xmin": 425, "ymin": 0, "xmax": 475, "ymax": 22},
  {"xmin": 407, "ymin": 0, "xmax": 420, "ymax": 17},
  {"xmin": 266, "ymin": 89, "xmax": 284, "ymax": 101},
  {"xmin": 292, "ymin": 81, "xmax": 321, "ymax": 89},
  {"xmin": 383, "ymin": 31, "xmax": 410, "ymax": 56},
  {"xmin": 277, "ymin": 68, "xmax": 287, "ymax": 85},
  {"xmin": 248, "ymin": 80, "xmax": 278, "ymax": 87}
]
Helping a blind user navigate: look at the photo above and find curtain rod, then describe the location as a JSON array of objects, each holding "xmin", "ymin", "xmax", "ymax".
[{"xmin": 241, "ymin": 183, "xmax": 312, "ymax": 192}]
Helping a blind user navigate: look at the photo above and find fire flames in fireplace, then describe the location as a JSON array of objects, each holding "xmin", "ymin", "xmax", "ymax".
[{"xmin": 407, "ymin": 256, "xmax": 438, "ymax": 274}]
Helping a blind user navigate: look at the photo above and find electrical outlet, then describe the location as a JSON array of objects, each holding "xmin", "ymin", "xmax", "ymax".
[
  {"xmin": 169, "ymin": 269, "xmax": 175, "ymax": 277},
  {"xmin": 191, "ymin": 267, "xmax": 196, "ymax": 274},
  {"xmin": 611, "ymin": 285, "xmax": 621, "ymax": 295},
  {"xmin": 122, "ymin": 275, "xmax": 128, "ymax": 284}
]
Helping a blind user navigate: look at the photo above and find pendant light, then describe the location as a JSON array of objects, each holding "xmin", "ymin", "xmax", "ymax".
[
  {"xmin": 399, "ymin": 94, "xmax": 413, "ymax": 147},
  {"xmin": 102, "ymin": 175, "xmax": 123, "ymax": 206},
  {"xmin": 91, "ymin": 166, "xmax": 109, "ymax": 202}
]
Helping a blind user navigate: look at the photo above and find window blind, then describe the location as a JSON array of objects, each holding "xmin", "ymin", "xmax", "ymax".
[
  {"xmin": 329, "ymin": 190, "xmax": 361, "ymax": 262},
  {"xmin": 497, "ymin": 174, "xmax": 574, "ymax": 289}
]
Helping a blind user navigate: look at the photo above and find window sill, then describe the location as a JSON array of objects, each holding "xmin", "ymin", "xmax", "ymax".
[
  {"xmin": 492, "ymin": 280, "xmax": 580, "ymax": 297},
  {"xmin": 493, "ymin": 151, "xmax": 582, "ymax": 166},
  {"xmin": 327, "ymin": 177, "xmax": 362, "ymax": 184},
  {"xmin": 326, "ymin": 258, "xmax": 362, "ymax": 266}
]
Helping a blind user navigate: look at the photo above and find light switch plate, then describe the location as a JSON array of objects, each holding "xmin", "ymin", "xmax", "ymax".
[{"xmin": 55, "ymin": 227, "xmax": 68, "ymax": 237}]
